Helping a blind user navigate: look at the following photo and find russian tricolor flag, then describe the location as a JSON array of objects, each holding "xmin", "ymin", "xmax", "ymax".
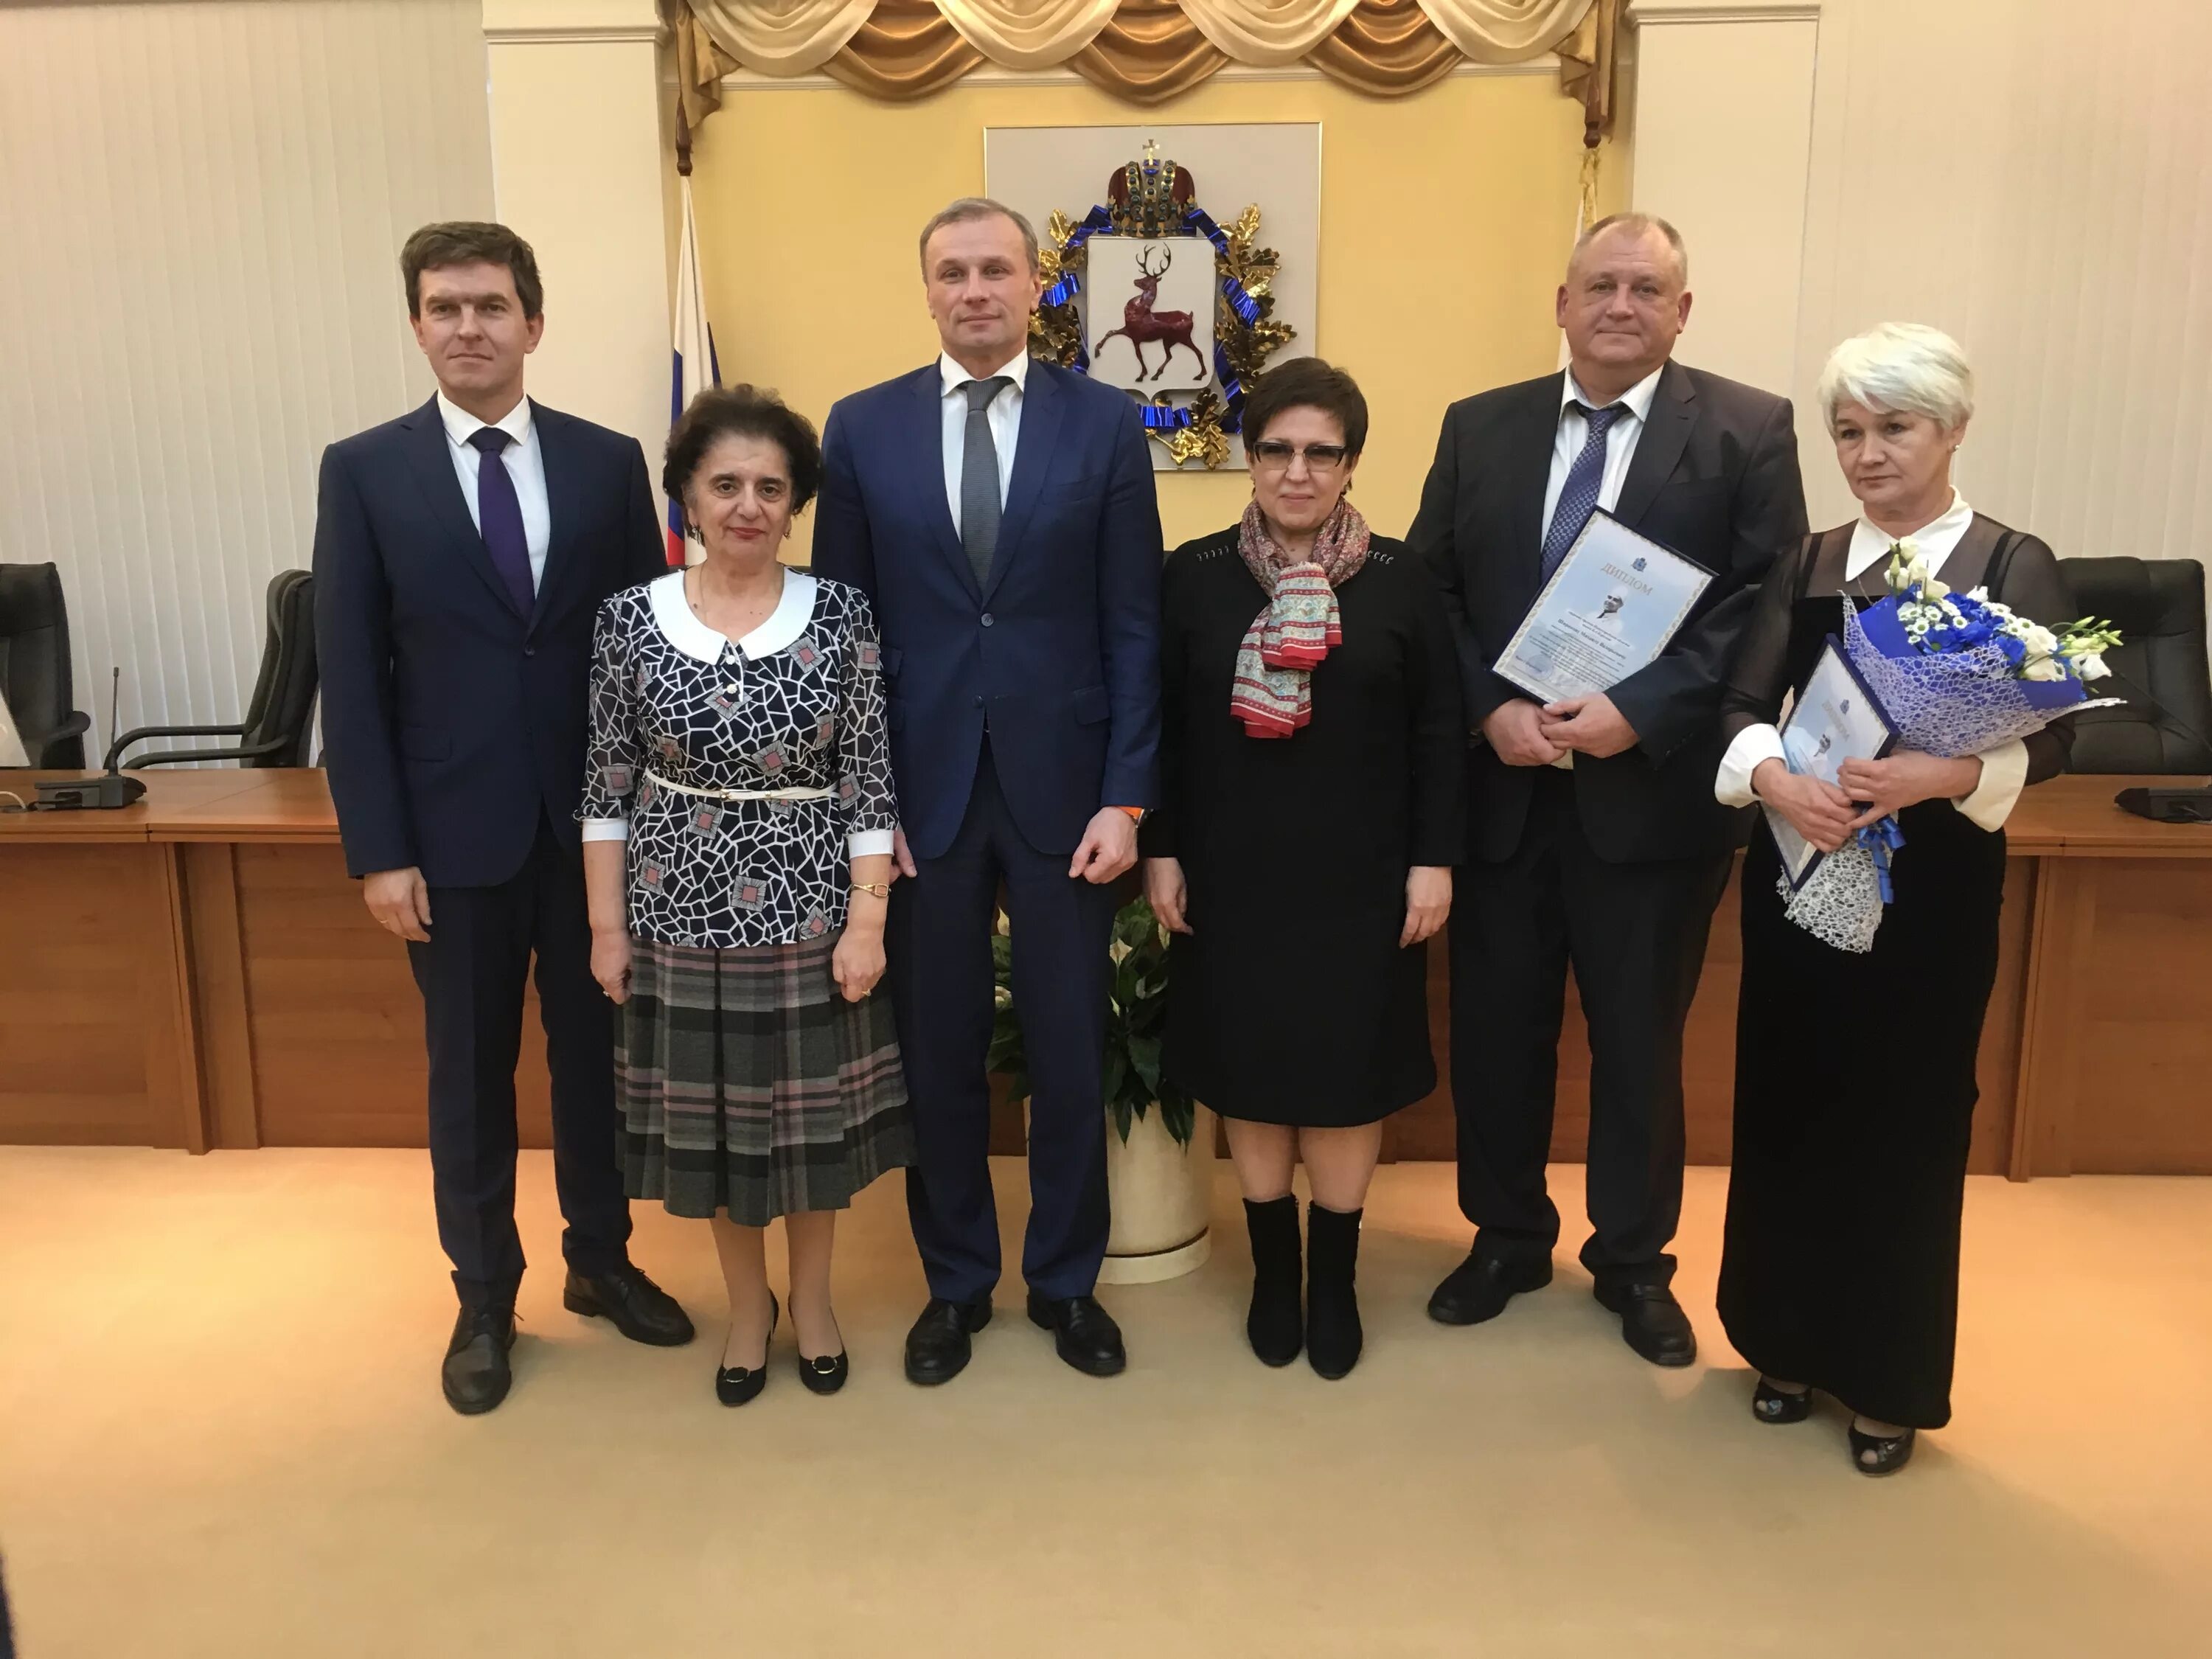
[{"xmin": 667, "ymin": 173, "xmax": 721, "ymax": 567}]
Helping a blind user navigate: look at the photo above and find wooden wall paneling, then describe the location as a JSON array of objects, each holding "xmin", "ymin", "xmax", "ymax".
[
  {"xmin": 181, "ymin": 841, "xmax": 260, "ymax": 1149},
  {"xmin": 0, "ymin": 844, "xmax": 165, "ymax": 1144},
  {"xmin": 2011, "ymin": 856, "xmax": 2097, "ymax": 1178},
  {"xmin": 151, "ymin": 845, "xmax": 212, "ymax": 1152},
  {"xmin": 1387, "ymin": 858, "xmax": 1747, "ymax": 1166},
  {"xmin": 1965, "ymin": 856, "xmax": 2038, "ymax": 1175},
  {"xmin": 2067, "ymin": 858, "xmax": 2212, "ymax": 1174},
  {"xmin": 232, "ymin": 843, "xmax": 554, "ymax": 1149}
]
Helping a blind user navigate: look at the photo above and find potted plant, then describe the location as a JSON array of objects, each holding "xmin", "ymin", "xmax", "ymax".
[{"xmin": 989, "ymin": 897, "xmax": 1214, "ymax": 1283}]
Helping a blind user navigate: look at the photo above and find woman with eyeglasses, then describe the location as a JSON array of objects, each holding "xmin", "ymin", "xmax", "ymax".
[{"xmin": 1141, "ymin": 357, "xmax": 1464, "ymax": 1379}]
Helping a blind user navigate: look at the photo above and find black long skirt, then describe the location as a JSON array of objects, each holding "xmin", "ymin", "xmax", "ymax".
[{"xmin": 1716, "ymin": 801, "xmax": 2006, "ymax": 1429}]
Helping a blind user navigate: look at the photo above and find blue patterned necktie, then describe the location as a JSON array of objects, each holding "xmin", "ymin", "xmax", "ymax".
[
  {"xmin": 1540, "ymin": 401, "xmax": 1627, "ymax": 579},
  {"xmin": 467, "ymin": 426, "xmax": 536, "ymax": 613},
  {"xmin": 959, "ymin": 376, "xmax": 1012, "ymax": 587}
]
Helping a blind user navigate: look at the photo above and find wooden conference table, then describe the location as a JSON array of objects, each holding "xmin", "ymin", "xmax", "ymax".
[{"xmin": 4, "ymin": 768, "xmax": 2209, "ymax": 1177}]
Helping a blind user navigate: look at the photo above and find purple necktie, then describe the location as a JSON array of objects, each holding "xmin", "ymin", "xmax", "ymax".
[
  {"xmin": 467, "ymin": 427, "xmax": 535, "ymax": 613},
  {"xmin": 1540, "ymin": 402, "xmax": 1626, "ymax": 580}
]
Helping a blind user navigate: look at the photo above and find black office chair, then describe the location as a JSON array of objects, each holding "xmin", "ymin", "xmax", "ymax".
[
  {"xmin": 107, "ymin": 568, "xmax": 319, "ymax": 769},
  {"xmin": 2059, "ymin": 557, "xmax": 2212, "ymax": 774},
  {"xmin": 0, "ymin": 563, "xmax": 92, "ymax": 768}
]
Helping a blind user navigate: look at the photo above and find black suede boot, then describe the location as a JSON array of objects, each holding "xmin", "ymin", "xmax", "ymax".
[
  {"xmin": 1242, "ymin": 1195, "xmax": 1303, "ymax": 1366},
  {"xmin": 1304, "ymin": 1202, "xmax": 1364, "ymax": 1380}
]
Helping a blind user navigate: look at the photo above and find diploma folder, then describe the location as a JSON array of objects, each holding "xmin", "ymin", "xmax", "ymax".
[
  {"xmin": 1767, "ymin": 636, "xmax": 1898, "ymax": 891},
  {"xmin": 1492, "ymin": 510, "xmax": 1715, "ymax": 706}
]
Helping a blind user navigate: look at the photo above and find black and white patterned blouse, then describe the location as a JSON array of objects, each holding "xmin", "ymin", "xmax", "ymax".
[{"xmin": 578, "ymin": 571, "xmax": 899, "ymax": 949}]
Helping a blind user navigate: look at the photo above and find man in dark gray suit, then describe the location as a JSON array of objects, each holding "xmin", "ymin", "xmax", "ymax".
[{"xmin": 1408, "ymin": 213, "xmax": 1808, "ymax": 1366}]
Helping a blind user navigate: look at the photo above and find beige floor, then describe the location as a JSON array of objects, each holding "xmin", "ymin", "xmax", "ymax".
[{"xmin": 1, "ymin": 1150, "xmax": 2209, "ymax": 1658}]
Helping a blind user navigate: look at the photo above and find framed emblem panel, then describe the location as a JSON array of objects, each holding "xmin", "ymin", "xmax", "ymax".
[{"xmin": 985, "ymin": 122, "xmax": 1321, "ymax": 472}]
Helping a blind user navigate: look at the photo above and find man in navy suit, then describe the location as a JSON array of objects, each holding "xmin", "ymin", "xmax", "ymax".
[
  {"xmin": 314, "ymin": 222, "xmax": 692, "ymax": 1415},
  {"xmin": 814, "ymin": 198, "xmax": 1163, "ymax": 1385}
]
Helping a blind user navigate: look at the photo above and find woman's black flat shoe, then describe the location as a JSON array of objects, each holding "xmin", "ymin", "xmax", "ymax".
[
  {"xmin": 1848, "ymin": 1422, "xmax": 1916, "ymax": 1476},
  {"xmin": 715, "ymin": 1294, "xmax": 779, "ymax": 1408},
  {"xmin": 1752, "ymin": 1378, "xmax": 1813, "ymax": 1425},
  {"xmin": 797, "ymin": 1350, "xmax": 849, "ymax": 1395}
]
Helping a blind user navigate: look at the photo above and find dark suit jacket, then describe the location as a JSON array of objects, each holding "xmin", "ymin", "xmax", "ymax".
[
  {"xmin": 811, "ymin": 359, "xmax": 1164, "ymax": 860},
  {"xmin": 313, "ymin": 396, "xmax": 665, "ymax": 887},
  {"xmin": 1407, "ymin": 361, "xmax": 1808, "ymax": 864}
]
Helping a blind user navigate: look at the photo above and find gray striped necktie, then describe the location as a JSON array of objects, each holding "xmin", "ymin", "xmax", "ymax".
[{"xmin": 959, "ymin": 376, "xmax": 1012, "ymax": 585}]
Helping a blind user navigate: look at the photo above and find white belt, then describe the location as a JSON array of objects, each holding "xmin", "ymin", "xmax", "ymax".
[{"xmin": 646, "ymin": 769, "xmax": 832, "ymax": 802}]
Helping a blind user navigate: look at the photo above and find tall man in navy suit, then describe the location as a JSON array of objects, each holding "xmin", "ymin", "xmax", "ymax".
[
  {"xmin": 314, "ymin": 222, "xmax": 693, "ymax": 1415},
  {"xmin": 814, "ymin": 198, "xmax": 1163, "ymax": 1385}
]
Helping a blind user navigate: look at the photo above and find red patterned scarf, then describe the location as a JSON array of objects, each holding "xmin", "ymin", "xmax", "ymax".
[{"xmin": 1228, "ymin": 496, "xmax": 1371, "ymax": 739}]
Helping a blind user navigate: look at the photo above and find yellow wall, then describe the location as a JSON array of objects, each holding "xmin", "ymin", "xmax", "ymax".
[{"xmin": 689, "ymin": 73, "xmax": 1621, "ymax": 561}]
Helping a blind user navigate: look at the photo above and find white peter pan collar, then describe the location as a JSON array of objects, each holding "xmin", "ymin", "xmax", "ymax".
[
  {"xmin": 1845, "ymin": 492, "xmax": 1975, "ymax": 582},
  {"xmin": 647, "ymin": 568, "xmax": 818, "ymax": 664}
]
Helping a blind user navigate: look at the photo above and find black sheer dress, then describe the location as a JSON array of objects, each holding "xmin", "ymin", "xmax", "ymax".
[{"xmin": 1715, "ymin": 514, "xmax": 2073, "ymax": 1427}]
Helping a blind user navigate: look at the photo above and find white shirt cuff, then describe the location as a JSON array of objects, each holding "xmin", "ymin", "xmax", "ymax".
[
  {"xmin": 580, "ymin": 818, "xmax": 629, "ymax": 843},
  {"xmin": 1717, "ymin": 724, "xmax": 1787, "ymax": 807},
  {"xmin": 848, "ymin": 828, "xmax": 896, "ymax": 858},
  {"xmin": 1953, "ymin": 739, "xmax": 2028, "ymax": 832}
]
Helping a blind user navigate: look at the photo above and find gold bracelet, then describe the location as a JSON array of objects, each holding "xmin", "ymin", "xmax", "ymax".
[{"xmin": 852, "ymin": 882, "xmax": 891, "ymax": 900}]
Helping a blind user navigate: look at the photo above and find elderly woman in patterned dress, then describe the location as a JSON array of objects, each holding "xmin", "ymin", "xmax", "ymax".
[{"xmin": 580, "ymin": 386, "xmax": 911, "ymax": 1406}]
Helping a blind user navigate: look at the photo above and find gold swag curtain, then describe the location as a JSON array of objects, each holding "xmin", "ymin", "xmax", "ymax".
[{"xmin": 677, "ymin": 0, "xmax": 1616, "ymax": 127}]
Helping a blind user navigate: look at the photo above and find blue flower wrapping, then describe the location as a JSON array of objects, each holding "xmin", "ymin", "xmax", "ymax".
[{"xmin": 1845, "ymin": 594, "xmax": 2107, "ymax": 757}]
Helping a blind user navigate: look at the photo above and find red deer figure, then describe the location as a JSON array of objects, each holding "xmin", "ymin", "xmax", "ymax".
[{"xmin": 1093, "ymin": 243, "xmax": 1208, "ymax": 384}]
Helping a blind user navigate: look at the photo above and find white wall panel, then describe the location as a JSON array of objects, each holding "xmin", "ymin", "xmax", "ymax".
[{"xmin": 0, "ymin": 0, "xmax": 493, "ymax": 745}]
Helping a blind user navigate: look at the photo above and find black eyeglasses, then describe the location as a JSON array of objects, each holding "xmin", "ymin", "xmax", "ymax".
[{"xmin": 1248, "ymin": 439, "xmax": 1351, "ymax": 471}]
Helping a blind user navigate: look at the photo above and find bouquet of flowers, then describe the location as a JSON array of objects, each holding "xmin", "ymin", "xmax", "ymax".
[{"xmin": 1782, "ymin": 541, "xmax": 2122, "ymax": 952}]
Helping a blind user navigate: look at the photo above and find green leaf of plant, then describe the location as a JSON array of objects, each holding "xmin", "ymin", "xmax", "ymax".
[
  {"xmin": 1128, "ymin": 1033, "xmax": 1162, "ymax": 1095},
  {"xmin": 1102, "ymin": 1042, "xmax": 1130, "ymax": 1110}
]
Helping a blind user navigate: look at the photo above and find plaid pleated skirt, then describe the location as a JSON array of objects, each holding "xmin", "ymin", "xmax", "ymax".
[{"xmin": 616, "ymin": 933, "xmax": 913, "ymax": 1225}]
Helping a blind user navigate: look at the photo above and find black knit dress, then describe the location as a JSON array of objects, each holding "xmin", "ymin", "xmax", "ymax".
[{"xmin": 1138, "ymin": 529, "xmax": 1466, "ymax": 1127}]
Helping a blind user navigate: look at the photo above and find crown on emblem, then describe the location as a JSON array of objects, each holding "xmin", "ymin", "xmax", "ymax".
[
  {"xmin": 1632, "ymin": 556, "xmax": 1648, "ymax": 571},
  {"xmin": 1108, "ymin": 139, "xmax": 1192, "ymax": 238}
]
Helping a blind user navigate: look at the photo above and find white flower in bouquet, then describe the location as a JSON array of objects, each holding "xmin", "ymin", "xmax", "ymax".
[
  {"xmin": 2021, "ymin": 655, "xmax": 2068, "ymax": 681},
  {"xmin": 1885, "ymin": 540, "xmax": 1940, "ymax": 597},
  {"xmin": 2068, "ymin": 648, "xmax": 2112, "ymax": 681}
]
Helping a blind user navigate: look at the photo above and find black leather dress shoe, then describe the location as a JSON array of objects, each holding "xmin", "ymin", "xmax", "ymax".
[
  {"xmin": 797, "ymin": 1351, "xmax": 849, "ymax": 1396},
  {"xmin": 1848, "ymin": 1422, "xmax": 1917, "ymax": 1477},
  {"xmin": 1426, "ymin": 1251, "xmax": 1552, "ymax": 1326},
  {"xmin": 442, "ymin": 1305, "xmax": 516, "ymax": 1416},
  {"xmin": 1026, "ymin": 1291, "xmax": 1127, "ymax": 1377},
  {"xmin": 1753, "ymin": 1377, "xmax": 1814, "ymax": 1424},
  {"xmin": 903, "ymin": 1296, "xmax": 992, "ymax": 1386},
  {"xmin": 717, "ymin": 1294, "xmax": 777, "ymax": 1407},
  {"xmin": 1594, "ymin": 1282, "xmax": 1697, "ymax": 1367},
  {"xmin": 564, "ymin": 1264, "xmax": 695, "ymax": 1347}
]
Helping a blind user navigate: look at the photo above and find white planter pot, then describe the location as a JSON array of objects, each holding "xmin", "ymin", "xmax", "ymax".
[{"xmin": 1097, "ymin": 1102, "xmax": 1214, "ymax": 1284}]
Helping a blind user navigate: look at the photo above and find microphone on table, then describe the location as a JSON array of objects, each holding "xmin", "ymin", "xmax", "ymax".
[
  {"xmin": 2098, "ymin": 666, "xmax": 2212, "ymax": 824},
  {"xmin": 32, "ymin": 667, "xmax": 147, "ymax": 811}
]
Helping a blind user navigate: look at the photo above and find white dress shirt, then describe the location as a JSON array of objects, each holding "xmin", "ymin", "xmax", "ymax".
[
  {"xmin": 939, "ymin": 349, "xmax": 1028, "ymax": 535},
  {"xmin": 1539, "ymin": 364, "xmax": 1666, "ymax": 546},
  {"xmin": 437, "ymin": 390, "xmax": 552, "ymax": 591},
  {"xmin": 1714, "ymin": 491, "xmax": 2031, "ymax": 831}
]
